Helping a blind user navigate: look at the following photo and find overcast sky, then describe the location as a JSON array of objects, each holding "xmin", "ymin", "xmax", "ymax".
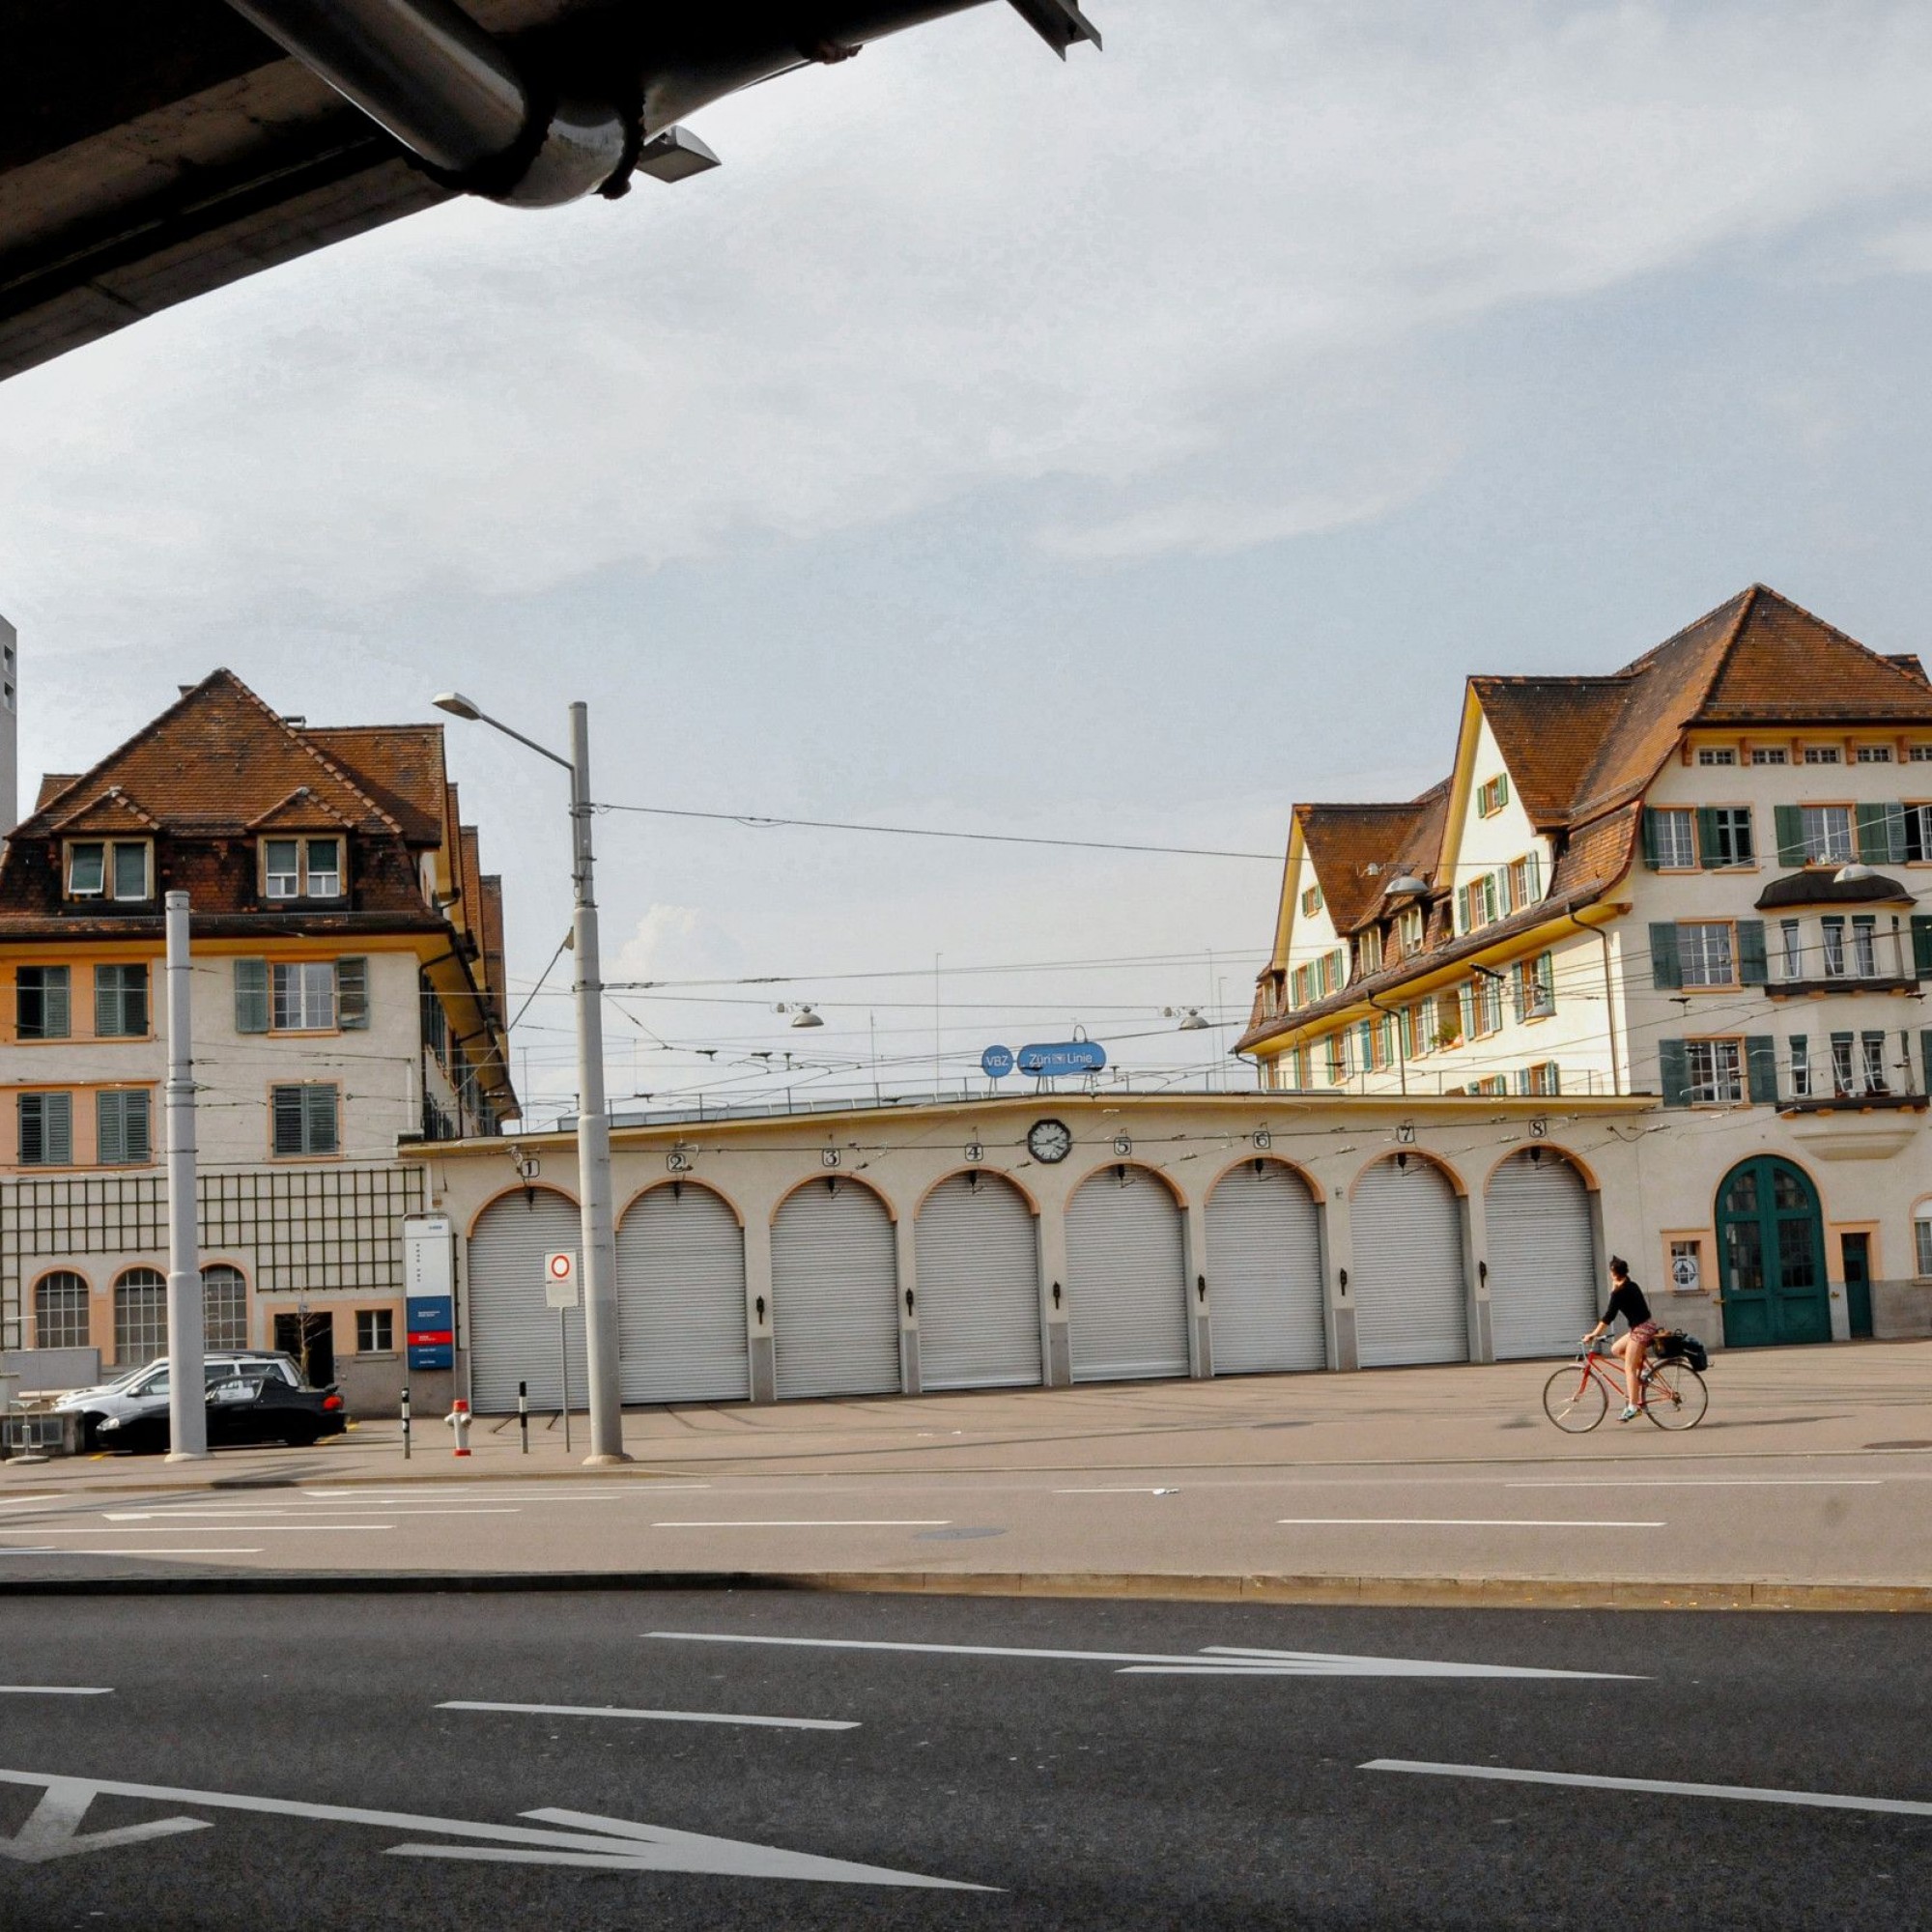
[{"xmin": 5, "ymin": 0, "xmax": 1932, "ymax": 1120}]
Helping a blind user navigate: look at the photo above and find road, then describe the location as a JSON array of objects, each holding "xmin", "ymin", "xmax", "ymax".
[{"xmin": 0, "ymin": 1591, "xmax": 1925, "ymax": 1930}]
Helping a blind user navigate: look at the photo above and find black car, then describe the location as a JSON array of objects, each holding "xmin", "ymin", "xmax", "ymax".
[{"xmin": 96, "ymin": 1364, "xmax": 349, "ymax": 1453}]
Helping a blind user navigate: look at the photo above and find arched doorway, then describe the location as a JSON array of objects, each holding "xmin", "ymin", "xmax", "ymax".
[
  {"xmin": 1485, "ymin": 1150, "xmax": 1598, "ymax": 1359},
  {"xmin": 916, "ymin": 1173, "xmax": 1042, "ymax": 1391},
  {"xmin": 1717, "ymin": 1157, "xmax": 1830, "ymax": 1348},
  {"xmin": 616, "ymin": 1183, "xmax": 750, "ymax": 1406},
  {"xmin": 771, "ymin": 1178, "xmax": 900, "ymax": 1400},
  {"xmin": 467, "ymin": 1188, "xmax": 584, "ymax": 1412},
  {"xmin": 1350, "ymin": 1153, "xmax": 1468, "ymax": 1368},
  {"xmin": 1205, "ymin": 1159, "xmax": 1325, "ymax": 1374},
  {"xmin": 1065, "ymin": 1166, "xmax": 1189, "ymax": 1383}
]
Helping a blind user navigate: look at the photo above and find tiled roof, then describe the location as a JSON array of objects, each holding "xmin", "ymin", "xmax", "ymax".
[
  {"xmin": 1298, "ymin": 788, "xmax": 1446, "ymax": 934},
  {"xmin": 305, "ymin": 724, "xmax": 446, "ymax": 844}
]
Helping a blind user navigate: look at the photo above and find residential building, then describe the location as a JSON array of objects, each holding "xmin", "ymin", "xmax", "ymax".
[
  {"xmin": 0, "ymin": 669, "xmax": 516, "ymax": 1410},
  {"xmin": 1238, "ymin": 586, "xmax": 1932, "ymax": 1349}
]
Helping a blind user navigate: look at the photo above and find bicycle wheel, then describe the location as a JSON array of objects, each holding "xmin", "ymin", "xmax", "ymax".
[
  {"xmin": 1643, "ymin": 1361, "xmax": 1708, "ymax": 1430},
  {"xmin": 1543, "ymin": 1363, "xmax": 1607, "ymax": 1433}
]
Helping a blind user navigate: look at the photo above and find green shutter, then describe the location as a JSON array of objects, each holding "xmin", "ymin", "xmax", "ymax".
[
  {"xmin": 96, "ymin": 1091, "xmax": 124, "ymax": 1165},
  {"xmin": 1775, "ymin": 804, "xmax": 1804, "ymax": 867},
  {"xmin": 1659, "ymin": 1038, "xmax": 1690, "ymax": 1107},
  {"xmin": 1921, "ymin": 1030, "xmax": 1932, "ymax": 1094},
  {"xmin": 303, "ymin": 1084, "xmax": 339, "ymax": 1155},
  {"xmin": 336, "ymin": 957, "xmax": 369, "ymax": 1030},
  {"xmin": 1911, "ymin": 916, "xmax": 1932, "ymax": 978},
  {"xmin": 271, "ymin": 1086, "xmax": 304, "ymax": 1155},
  {"xmin": 1854, "ymin": 802, "xmax": 1903, "ymax": 866},
  {"xmin": 1649, "ymin": 922, "xmax": 1682, "ymax": 989},
  {"xmin": 1696, "ymin": 807, "xmax": 1721, "ymax": 869},
  {"xmin": 234, "ymin": 958, "xmax": 270, "ymax": 1034},
  {"xmin": 45, "ymin": 967, "xmax": 70, "ymax": 1039},
  {"xmin": 1640, "ymin": 809, "xmax": 1661, "ymax": 868},
  {"xmin": 1737, "ymin": 920, "xmax": 1768, "ymax": 986},
  {"xmin": 1746, "ymin": 1036, "xmax": 1777, "ymax": 1105}
]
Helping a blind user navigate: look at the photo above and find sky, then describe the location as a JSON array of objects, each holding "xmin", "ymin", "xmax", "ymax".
[{"xmin": 4, "ymin": 0, "xmax": 1932, "ymax": 1122}]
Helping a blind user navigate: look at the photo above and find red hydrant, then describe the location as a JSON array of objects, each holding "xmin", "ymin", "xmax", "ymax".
[{"xmin": 445, "ymin": 1398, "xmax": 472, "ymax": 1458}]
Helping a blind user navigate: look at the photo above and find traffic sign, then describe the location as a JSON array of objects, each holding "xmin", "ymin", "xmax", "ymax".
[
  {"xmin": 980, "ymin": 1044, "xmax": 1015, "ymax": 1079},
  {"xmin": 543, "ymin": 1251, "xmax": 580, "ymax": 1310}
]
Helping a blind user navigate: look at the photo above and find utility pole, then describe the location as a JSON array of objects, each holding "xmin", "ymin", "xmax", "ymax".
[{"xmin": 163, "ymin": 891, "xmax": 207, "ymax": 1460}]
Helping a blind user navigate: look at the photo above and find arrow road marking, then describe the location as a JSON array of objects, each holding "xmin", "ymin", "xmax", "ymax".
[
  {"xmin": 1362, "ymin": 1759, "xmax": 1932, "ymax": 1819},
  {"xmin": 439, "ymin": 1701, "xmax": 857, "ymax": 1731},
  {"xmin": 0, "ymin": 1779, "xmax": 210, "ymax": 1862},
  {"xmin": 0, "ymin": 1769, "xmax": 983, "ymax": 1889},
  {"xmin": 647, "ymin": 1632, "xmax": 1636, "ymax": 1680}
]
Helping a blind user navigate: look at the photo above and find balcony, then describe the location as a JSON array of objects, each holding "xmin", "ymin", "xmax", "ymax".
[{"xmin": 1764, "ymin": 972, "xmax": 1920, "ymax": 1001}]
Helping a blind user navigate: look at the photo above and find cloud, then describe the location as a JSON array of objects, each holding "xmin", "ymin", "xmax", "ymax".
[
  {"xmin": 611, "ymin": 903, "xmax": 751, "ymax": 984},
  {"xmin": 6, "ymin": 1, "xmax": 1932, "ymax": 631}
]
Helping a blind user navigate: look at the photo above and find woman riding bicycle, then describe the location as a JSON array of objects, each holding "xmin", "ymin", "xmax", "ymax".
[{"xmin": 1582, "ymin": 1256, "xmax": 1659, "ymax": 1423}]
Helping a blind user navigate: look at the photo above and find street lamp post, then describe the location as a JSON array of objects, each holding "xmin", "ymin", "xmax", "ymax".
[{"xmin": 432, "ymin": 691, "xmax": 629, "ymax": 1465}]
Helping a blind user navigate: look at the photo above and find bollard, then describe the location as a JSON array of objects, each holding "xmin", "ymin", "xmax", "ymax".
[
  {"xmin": 400, "ymin": 1385, "xmax": 412, "ymax": 1462},
  {"xmin": 445, "ymin": 1397, "xmax": 472, "ymax": 1457},
  {"xmin": 518, "ymin": 1379, "xmax": 529, "ymax": 1455}
]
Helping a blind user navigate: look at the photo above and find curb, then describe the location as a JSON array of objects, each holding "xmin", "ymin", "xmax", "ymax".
[{"xmin": 0, "ymin": 1570, "xmax": 1922, "ymax": 1610}]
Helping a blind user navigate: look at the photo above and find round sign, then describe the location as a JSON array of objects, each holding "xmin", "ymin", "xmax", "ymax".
[
  {"xmin": 981, "ymin": 1044, "xmax": 1015, "ymax": 1079},
  {"xmin": 548, "ymin": 1253, "xmax": 573, "ymax": 1280}
]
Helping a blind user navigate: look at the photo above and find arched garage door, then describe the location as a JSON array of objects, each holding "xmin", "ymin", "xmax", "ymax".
[
  {"xmin": 616, "ymin": 1183, "xmax": 750, "ymax": 1405},
  {"xmin": 916, "ymin": 1173, "xmax": 1041, "ymax": 1391},
  {"xmin": 1486, "ymin": 1150, "xmax": 1598, "ymax": 1360},
  {"xmin": 1206, "ymin": 1159, "xmax": 1326, "ymax": 1375},
  {"xmin": 468, "ymin": 1190, "xmax": 583, "ymax": 1413},
  {"xmin": 1066, "ymin": 1167, "xmax": 1189, "ymax": 1383},
  {"xmin": 772, "ymin": 1178, "xmax": 900, "ymax": 1400},
  {"xmin": 1350, "ymin": 1154, "xmax": 1467, "ymax": 1368}
]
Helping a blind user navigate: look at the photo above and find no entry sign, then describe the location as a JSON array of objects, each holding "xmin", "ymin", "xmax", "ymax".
[{"xmin": 544, "ymin": 1250, "xmax": 580, "ymax": 1309}]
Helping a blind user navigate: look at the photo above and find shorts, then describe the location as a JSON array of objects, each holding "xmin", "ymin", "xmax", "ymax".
[{"xmin": 1629, "ymin": 1321, "xmax": 1661, "ymax": 1349}]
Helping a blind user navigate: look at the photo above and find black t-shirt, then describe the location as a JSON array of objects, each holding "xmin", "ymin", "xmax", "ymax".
[{"xmin": 1601, "ymin": 1279, "xmax": 1652, "ymax": 1330}]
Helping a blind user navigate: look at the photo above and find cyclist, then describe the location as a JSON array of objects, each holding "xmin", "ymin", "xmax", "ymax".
[{"xmin": 1583, "ymin": 1256, "xmax": 1660, "ymax": 1423}]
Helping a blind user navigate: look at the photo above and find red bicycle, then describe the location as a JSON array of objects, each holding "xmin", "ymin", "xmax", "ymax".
[{"xmin": 1542, "ymin": 1339, "xmax": 1707, "ymax": 1433}]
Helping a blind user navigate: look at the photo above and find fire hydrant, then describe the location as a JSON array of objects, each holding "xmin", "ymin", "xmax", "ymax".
[{"xmin": 445, "ymin": 1398, "xmax": 472, "ymax": 1458}]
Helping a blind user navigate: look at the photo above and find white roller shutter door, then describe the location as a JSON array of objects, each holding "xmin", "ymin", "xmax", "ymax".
[
  {"xmin": 616, "ymin": 1183, "xmax": 750, "ymax": 1404},
  {"xmin": 466, "ymin": 1190, "xmax": 584, "ymax": 1413},
  {"xmin": 1486, "ymin": 1151, "xmax": 1598, "ymax": 1360},
  {"xmin": 916, "ymin": 1173, "xmax": 1042, "ymax": 1391},
  {"xmin": 1066, "ymin": 1167, "xmax": 1189, "ymax": 1382},
  {"xmin": 772, "ymin": 1178, "xmax": 901, "ymax": 1400},
  {"xmin": 1350, "ymin": 1155, "xmax": 1468, "ymax": 1368},
  {"xmin": 1206, "ymin": 1160, "xmax": 1326, "ymax": 1374}
]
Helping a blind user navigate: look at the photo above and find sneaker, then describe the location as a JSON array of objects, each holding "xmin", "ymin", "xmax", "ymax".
[{"xmin": 1619, "ymin": 1405, "xmax": 1638, "ymax": 1422}]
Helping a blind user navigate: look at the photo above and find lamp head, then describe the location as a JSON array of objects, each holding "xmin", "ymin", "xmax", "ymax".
[{"xmin": 431, "ymin": 692, "xmax": 482, "ymax": 721}]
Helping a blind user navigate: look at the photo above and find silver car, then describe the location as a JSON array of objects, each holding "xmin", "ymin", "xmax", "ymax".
[{"xmin": 55, "ymin": 1351, "xmax": 306, "ymax": 1447}]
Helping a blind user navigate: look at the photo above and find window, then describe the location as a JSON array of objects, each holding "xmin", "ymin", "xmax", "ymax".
[
  {"xmin": 1506, "ymin": 852, "xmax": 1543, "ymax": 911},
  {"xmin": 113, "ymin": 1267, "xmax": 168, "ymax": 1367},
  {"xmin": 270, "ymin": 961, "xmax": 336, "ymax": 1031},
  {"xmin": 271, "ymin": 1083, "xmax": 339, "ymax": 1157},
  {"xmin": 1803, "ymin": 746, "xmax": 1842, "ymax": 765},
  {"xmin": 1861, "ymin": 1032, "xmax": 1889, "ymax": 1094},
  {"xmin": 1459, "ymin": 872, "xmax": 1502, "ymax": 933},
  {"xmin": 1396, "ymin": 905, "xmax": 1424, "ymax": 957},
  {"xmin": 1818, "ymin": 916, "xmax": 1845, "ymax": 978},
  {"xmin": 1290, "ymin": 964, "xmax": 1313, "ymax": 1008},
  {"xmin": 1646, "ymin": 808, "xmax": 1696, "ymax": 869},
  {"xmin": 1750, "ymin": 748, "xmax": 1788, "ymax": 766},
  {"xmin": 1525, "ymin": 1061, "xmax": 1561, "ymax": 1096},
  {"xmin": 1789, "ymin": 1036, "xmax": 1811, "ymax": 1098},
  {"xmin": 1319, "ymin": 948, "xmax": 1347, "ymax": 996},
  {"xmin": 201, "ymin": 1264, "xmax": 249, "ymax": 1350},
  {"xmin": 95, "ymin": 1089, "xmax": 151, "ymax": 1165},
  {"xmin": 1900, "ymin": 805, "xmax": 1932, "ymax": 865},
  {"xmin": 17, "ymin": 1091, "xmax": 72, "ymax": 1166},
  {"xmin": 1855, "ymin": 746, "xmax": 1893, "ymax": 764},
  {"xmin": 1467, "ymin": 975, "xmax": 1504, "ymax": 1037},
  {"xmin": 1778, "ymin": 920, "xmax": 1802, "ymax": 980},
  {"xmin": 356, "ymin": 1309, "xmax": 395, "ymax": 1353},
  {"xmin": 1434, "ymin": 987, "xmax": 1464, "ymax": 1052},
  {"xmin": 1851, "ymin": 916, "xmax": 1877, "ymax": 978},
  {"xmin": 264, "ymin": 838, "xmax": 300, "ymax": 898},
  {"xmin": 1799, "ymin": 805, "xmax": 1853, "ymax": 864},
  {"xmin": 15, "ymin": 965, "xmax": 70, "ymax": 1039},
  {"xmin": 34, "ymin": 1271, "xmax": 90, "ymax": 1350},
  {"xmin": 1300, "ymin": 883, "xmax": 1323, "ymax": 917},
  {"xmin": 305, "ymin": 838, "xmax": 342, "ymax": 898},
  {"xmin": 1679, "ymin": 922, "xmax": 1737, "ymax": 988},
  {"xmin": 1704, "ymin": 807, "xmax": 1754, "ymax": 867},
  {"xmin": 1830, "ymin": 1033, "xmax": 1856, "ymax": 1097},
  {"xmin": 261, "ymin": 837, "xmax": 346, "ymax": 901},
  {"xmin": 1293, "ymin": 1045, "xmax": 1311, "ymax": 1090},
  {"xmin": 1917, "ymin": 1210, "xmax": 1932, "ymax": 1277},
  {"xmin": 94, "ymin": 963, "xmax": 149, "ymax": 1037},
  {"xmin": 1476, "ymin": 774, "xmax": 1510, "ymax": 816},
  {"xmin": 64, "ymin": 840, "xmax": 150, "ymax": 900},
  {"xmin": 1324, "ymin": 1036, "xmax": 1346, "ymax": 1085},
  {"xmin": 1696, "ymin": 747, "xmax": 1736, "ymax": 767},
  {"xmin": 1668, "ymin": 1238, "xmax": 1704, "ymax": 1293},
  {"xmin": 1467, "ymin": 1075, "xmax": 1508, "ymax": 1096},
  {"xmin": 1912, "ymin": 745, "xmax": 1932, "ymax": 764},
  {"xmin": 1687, "ymin": 1039, "xmax": 1744, "ymax": 1104},
  {"xmin": 1515, "ymin": 952, "xmax": 1556, "ymax": 1021}
]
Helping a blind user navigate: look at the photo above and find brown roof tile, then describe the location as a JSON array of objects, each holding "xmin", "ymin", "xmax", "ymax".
[
  {"xmin": 1299, "ymin": 787, "xmax": 1447, "ymax": 936},
  {"xmin": 305, "ymin": 724, "xmax": 446, "ymax": 844}
]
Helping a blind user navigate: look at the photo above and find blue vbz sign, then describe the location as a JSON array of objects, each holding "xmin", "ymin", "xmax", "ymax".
[
  {"xmin": 980, "ymin": 1044, "xmax": 1015, "ymax": 1079},
  {"xmin": 407, "ymin": 1295, "xmax": 455, "ymax": 1372},
  {"xmin": 1017, "ymin": 1039, "xmax": 1107, "ymax": 1076}
]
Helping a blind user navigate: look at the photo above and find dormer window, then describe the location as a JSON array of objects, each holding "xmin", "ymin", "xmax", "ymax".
[
  {"xmin": 66, "ymin": 840, "xmax": 151, "ymax": 902},
  {"xmin": 1476, "ymin": 774, "xmax": 1510, "ymax": 816},
  {"xmin": 262, "ymin": 837, "xmax": 345, "ymax": 901}
]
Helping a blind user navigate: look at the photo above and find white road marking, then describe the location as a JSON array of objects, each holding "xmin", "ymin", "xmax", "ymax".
[
  {"xmin": 1275, "ymin": 1518, "xmax": 1664, "ymax": 1528},
  {"xmin": 0, "ymin": 1779, "xmax": 210, "ymax": 1862},
  {"xmin": 17, "ymin": 1524, "xmax": 391, "ymax": 1535},
  {"xmin": 1055, "ymin": 1488, "xmax": 1180, "ymax": 1495},
  {"xmin": 1363, "ymin": 1758, "xmax": 1932, "ymax": 1819},
  {"xmin": 101, "ymin": 1510, "xmax": 515, "ymax": 1521},
  {"xmin": 0, "ymin": 1767, "xmax": 984, "ymax": 1888},
  {"xmin": 0, "ymin": 1547, "xmax": 266, "ymax": 1556},
  {"xmin": 651, "ymin": 1520, "xmax": 952, "ymax": 1529},
  {"xmin": 299, "ymin": 1485, "xmax": 710, "ymax": 1498},
  {"xmin": 0, "ymin": 1688, "xmax": 113, "ymax": 1696},
  {"xmin": 439, "ymin": 1700, "xmax": 856, "ymax": 1731},
  {"xmin": 1506, "ymin": 1479, "xmax": 1882, "ymax": 1489},
  {"xmin": 646, "ymin": 1632, "xmax": 1635, "ymax": 1681}
]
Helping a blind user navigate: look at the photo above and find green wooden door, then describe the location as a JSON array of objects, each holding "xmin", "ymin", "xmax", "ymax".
[{"xmin": 1716, "ymin": 1158, "xmax": 1831, "ymax": 1348}]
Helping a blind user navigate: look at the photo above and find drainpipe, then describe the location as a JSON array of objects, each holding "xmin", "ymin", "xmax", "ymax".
[
  {"xmin": 1564, "ymin": 905, "xmax": 1620, "ymax": 1096},
  {"xmin": 222, "ymin": 0, "xmax": 641, "ymax": 205}
]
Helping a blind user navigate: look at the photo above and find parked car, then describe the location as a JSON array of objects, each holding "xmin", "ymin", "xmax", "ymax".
[
  {"xmin": 95, "ymin": 1362, "xmax": 347, "ymax": 1454},
  {"xmin": 55, "ymin": 1352, "xmax": 311, "ymax": 1448}
]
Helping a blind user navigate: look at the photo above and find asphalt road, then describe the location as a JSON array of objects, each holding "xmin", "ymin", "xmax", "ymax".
[{"xmin": 1, "ymin": 1592, "xmax": 1926, "ymax": 1930}]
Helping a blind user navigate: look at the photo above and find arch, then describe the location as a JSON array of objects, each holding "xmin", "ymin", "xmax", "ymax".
[
  {"xmin": 771, "ymin": 1172, "xmax": 900, "ymax": 1399},
  {"xmin": 616, "ymin": 1179, "xmax": 750, "ymax": 1405},
  {"xmin": 1715, "ymin": 1154, "xmax": 1831, "ymax": 1349},
  {"xmin": 1349, "ymin": 1146, "xmax": 1468, "ymax": 1199},
  {"xmin": 465, "ymin": 1180, "xmax": 578, "ymax": 1239},
  {"xmin": 112, "ymin": 1264, "xmax": 168, "ymax": 1367},
  {"xmin": 1476, "ymin": 1140, "xmax": 1601, "ymax": 1195},
  {"xmin": 199, "ymin": 1261, "xmax": 250, "ymax": 1351},
  {"xmin": 1349, "ymin": 1153, "xmax": 1468, "ymax": 1367},
  {"xmin": 32, "ymin": 1268, "xmax": 91, "ymax": 1351},
  {"xmin": 1485, "ymin": 1148, "xmax": 1598, "ymax": 1359},
  {"xmin": 913, "ymin": 1165, "xmax": 1044, "ymax": 1218},
  {"xmin": 1206, "ymin": 1151, "xmax": 1321, "ymax": 1203},
  {"xmin": 915, "ymin": 1170, "xmax": 1043, "ymax": 1391},
  {"xmin": 465, "ymin": 1187, "xmax": 586, "ymax": 1411},
  {"xmin": 1064, "ymin": 1157, "xmax": 1189, "ymax": 1208},
  {"xmin": 770, "ymin": 1169, "xmax": 898, "ymax": 1224},
  {"xmin": 1204, "ymin": 1157, "xmax": 1325, "ymax": 1375},
  {"xmin": 618, "ymin": 1175, "xmax": 746, "ymax": 1229},
  {"xmin": 1065, "ymin": 1162, "xmax": 1190, "ymax": 1383}
]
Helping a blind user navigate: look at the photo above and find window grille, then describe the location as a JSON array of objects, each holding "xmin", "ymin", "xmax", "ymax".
[
  {"xmin": 34, "ymin": 1270, "xmax": 90, "ymax": 1350},
  {"xmin": 201, "ymin": 1264, "xmax": 249, "ymax": 1350},
  {"xmin": 113, "ymin": 1266, "xmax": 168, "ymax": 1365}
]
